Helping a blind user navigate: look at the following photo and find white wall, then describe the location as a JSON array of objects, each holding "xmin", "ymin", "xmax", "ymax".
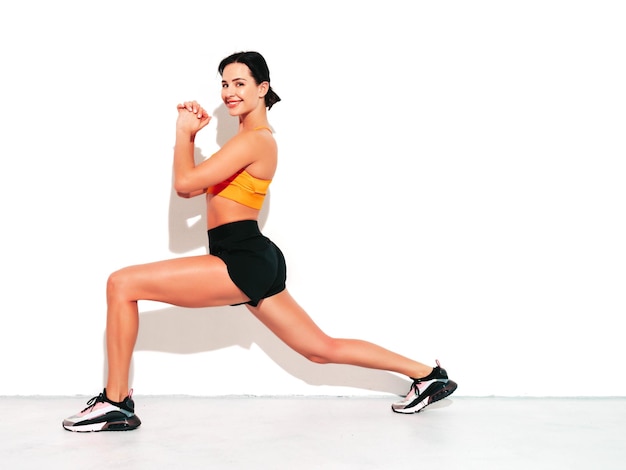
[{"xmin": 1, "ymin": 0, "xmax": 624, "ymax": 397}]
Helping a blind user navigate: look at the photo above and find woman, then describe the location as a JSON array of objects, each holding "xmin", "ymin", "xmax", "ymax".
[{"xmin": 62, "ymin": 51, "xmax": 457, "ymax": 432}]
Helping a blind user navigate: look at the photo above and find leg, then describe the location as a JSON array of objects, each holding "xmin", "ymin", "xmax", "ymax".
[
  {"xmin": 105, "ymin": 254, "xmax": 248, "ymax": 401},
  {"xmin": 246, "ymin": 290, "xmax": 433, "ymax": 379}
]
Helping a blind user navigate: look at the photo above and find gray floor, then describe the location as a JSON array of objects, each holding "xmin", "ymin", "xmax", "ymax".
[{"xmin": 1, "ymin": 396, "xmax": 625, "ymax": 469}]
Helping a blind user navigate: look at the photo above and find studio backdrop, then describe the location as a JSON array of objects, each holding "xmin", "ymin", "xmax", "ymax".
[{"xmin": 0, "ymin": 0, "xmax": 624, "ymax": 397}]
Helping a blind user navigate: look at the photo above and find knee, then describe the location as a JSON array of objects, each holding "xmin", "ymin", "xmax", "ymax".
[
  {"xmin": 303, "ymin": 337, "xmax": 341, "ymax": 365},
  {"xmin": 106, "ymin": 267, "xmax": 133, "ymax": 301}
]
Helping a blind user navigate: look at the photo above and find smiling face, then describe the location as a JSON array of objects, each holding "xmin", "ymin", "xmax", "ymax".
[{"xmin": 221, "ymin": 62, "xmax": 268, "ymax": 118}]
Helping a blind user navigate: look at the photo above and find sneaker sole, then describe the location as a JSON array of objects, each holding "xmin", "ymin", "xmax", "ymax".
[
  {"xmin": 63, "ymin": 415, "xmax": 141, "ymax": 432},
  {"xmin": 392, "ymin": 380, "xmax": 458, "ymax": 414}
]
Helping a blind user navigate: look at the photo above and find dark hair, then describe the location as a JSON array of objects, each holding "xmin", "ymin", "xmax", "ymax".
[{"xmin": 218, "ymin": 51, "xmax": 281, "ymax": 110}]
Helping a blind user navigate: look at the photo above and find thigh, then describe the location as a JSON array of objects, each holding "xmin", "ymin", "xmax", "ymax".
[
  {"xmin": 110, "ymin": 254, "xmax": 250, "ymax": 307},
  {"xmin": 246, "ymin": 290, "xmax": 331, "ymax": 354}
]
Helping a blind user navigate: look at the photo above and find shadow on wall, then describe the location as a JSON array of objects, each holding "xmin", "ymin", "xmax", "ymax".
[
  {"xmin": 105, "ymin": 103, "xmax": 410, "ymax": 396},
  {"xmin": 133, "ymin": 306, "xmax": 410, "ymax": 395}
]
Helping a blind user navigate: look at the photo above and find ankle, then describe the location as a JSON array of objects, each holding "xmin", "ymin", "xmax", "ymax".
[
  {"xmin": 104, "ymin": 387, "xmax": 128, "ymax": 403},
  {"xmin": 411, "ymin": 366, "xmax": 434, "ymax": 381}
]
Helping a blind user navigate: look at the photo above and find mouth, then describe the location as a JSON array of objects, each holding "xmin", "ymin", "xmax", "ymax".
[{"xmin": 225, "ymin": 99, "xmax": 242, "ymax": 108}]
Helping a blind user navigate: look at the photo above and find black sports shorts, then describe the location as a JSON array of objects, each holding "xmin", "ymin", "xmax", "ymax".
[{"xmin": 208, "ymin": 220, "xmax": 286, "ymax": 307}]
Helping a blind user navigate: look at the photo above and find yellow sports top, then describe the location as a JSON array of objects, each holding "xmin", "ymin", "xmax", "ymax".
[
  {"xmin": 207, "ymin": 169, "xmax": 271, "ymax": 210},
  {"xmin": 207, "ymin": 126, "xmax": 273, "ymax": 210}
]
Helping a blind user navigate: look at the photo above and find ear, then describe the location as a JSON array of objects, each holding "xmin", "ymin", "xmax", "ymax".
[{"xmin": 258, "ymin": 81, "xmax": 269, "ymax": 98}]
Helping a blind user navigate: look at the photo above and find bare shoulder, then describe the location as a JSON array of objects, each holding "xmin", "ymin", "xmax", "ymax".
[
  {"xmin": 244, "ymin": 127, "xmax": 277, "ymax": 153},
  {"xmin": 223, "ymin": 128, "xmax": 276, "ymax": 156},
  {"xmin": 239, "ymin": 128, "xmax": 277, "ymax": 177}
]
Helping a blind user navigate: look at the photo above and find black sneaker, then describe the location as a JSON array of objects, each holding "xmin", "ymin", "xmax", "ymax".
[
  {"xmin": 392, "ymin": 360, "xmax": 457, "ymax": 414},
  {"xmin": 62, "ymin": 388, "xmax": 141, "ymax": 432}
]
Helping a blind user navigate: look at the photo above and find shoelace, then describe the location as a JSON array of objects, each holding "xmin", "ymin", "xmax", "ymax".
[
  {"xmin": 81, "ymin": 393, "xmax": 106, "ymax": 413},
  {"xmin": 411, "ymin": 380, "xmax": 422, "ymax": 397}
]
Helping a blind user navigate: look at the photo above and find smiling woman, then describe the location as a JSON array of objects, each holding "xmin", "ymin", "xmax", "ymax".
[
  {"xmin": 61, "ymin": 51, "xmax": 457, "ymax": 432},
  {"xmin": 220, "ymin": 52, "xmax": 281, "ymax": 111}
]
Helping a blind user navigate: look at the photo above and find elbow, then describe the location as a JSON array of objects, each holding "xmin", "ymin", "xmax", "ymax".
[
  {"xmin": 173, "ymin": 172, "xmax": 207, "ymax": 197},
  {"xmin": 175, "ymin": 184, "xmax": 206, "ymax": 199},
  {"xmin": 173, "ymin": 177, "xmax": 193, "ymax": 195}
]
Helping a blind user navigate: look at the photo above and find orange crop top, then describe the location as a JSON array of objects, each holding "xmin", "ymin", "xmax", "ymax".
[
  {"xmin": 206, "ymin": 126, "xmax": 273, "ymax": 210},
  {"xmin": 207, "ymin": 169, "xmax": 271, "ymax": 210}
]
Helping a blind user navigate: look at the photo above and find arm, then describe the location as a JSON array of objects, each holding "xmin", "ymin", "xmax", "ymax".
[
  {"xmin": 176, "ymin": 189, "xmax": 207, "ymax": 198},
  {"xmin": 172, "ymin": 101, "xmax": 260, "ymax": 194},
  {"xmin": 173, "ymin": 101, "xmax": 210, "ymax": 195}
]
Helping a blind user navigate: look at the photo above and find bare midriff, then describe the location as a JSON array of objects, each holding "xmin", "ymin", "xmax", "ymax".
[{"xmin": 206, "ymin": 193, "xmax": 261, "ymax": 229}]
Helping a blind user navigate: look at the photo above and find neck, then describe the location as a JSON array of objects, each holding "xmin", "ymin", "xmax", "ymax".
[
  {"xmin": 237, "ymin": 102, "xmax": 269, "ymax": 132},
  {"xmin": 239, "ymin": 114, "xmax": 269, "ymax": 132}
]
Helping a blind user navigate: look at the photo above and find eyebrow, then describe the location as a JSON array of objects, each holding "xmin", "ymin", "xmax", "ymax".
[{"xmin": 222, "ymin": 77, "xmax": 248, "ymax": 82}]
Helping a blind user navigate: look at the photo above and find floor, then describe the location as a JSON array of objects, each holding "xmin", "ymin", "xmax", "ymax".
[{"xmin": 1, "ymin": 396, "xmax": 624, "ymax": 470}]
